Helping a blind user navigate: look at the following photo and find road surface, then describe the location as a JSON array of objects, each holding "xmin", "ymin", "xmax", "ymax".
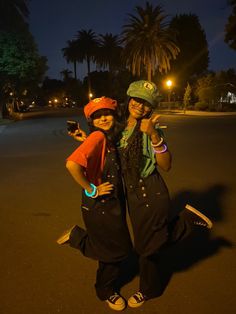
[{"xmin": 0, "ymin": 113, "xmax": 235, "ymax": 314}]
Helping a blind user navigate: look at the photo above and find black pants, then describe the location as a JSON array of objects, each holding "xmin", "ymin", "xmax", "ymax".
[
  {"xmin": 138, "ymin": 210, "xmax": 194, "ymax": 298},
  {"xmin": 124, "ymin": 172, "xmax": 194, "ymax": 298},
  {"xmin": 69, "ymin": 225, "xmax": 126, "ymax": 301},
  {"xmin": 95, "ymin": 261, "xmax": 121, "ymax": 300}
]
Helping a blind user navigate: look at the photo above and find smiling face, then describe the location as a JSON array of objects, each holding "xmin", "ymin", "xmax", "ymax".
[
  {"xmin": 128, "ymin": 97, "xmax": 152, "ymax": 119},
  {"xmin": 91, "ymin": 109, "xmax": 115, "ymax": 131}
]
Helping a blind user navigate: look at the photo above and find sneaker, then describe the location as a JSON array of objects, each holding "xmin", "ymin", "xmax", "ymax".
[
  {"xmin": 106, "ymin": 293, "xmax": 126, "ymax": 311},
  {"xmin": 128, "ymin": 291, "xmax": 146, "ymax": 308},
  {"xmin": 185, "ymin": 204, "xmax": 213, "ymax": 229},
  {"xmin": 56, "ymin": 225, "xmax": 75, "ymax": 245}
]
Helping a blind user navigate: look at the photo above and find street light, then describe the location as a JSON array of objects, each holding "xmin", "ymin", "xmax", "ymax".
[
  {"xmin": 89, "ymin": 93, "xmax": 93, "ymax": 100},
  {"xmin": 166, "ymin": 79, "xmax": 173, "ymax": 102}
]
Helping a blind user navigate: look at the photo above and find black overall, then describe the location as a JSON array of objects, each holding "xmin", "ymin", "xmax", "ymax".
[
  {"xmin": 69, "ymin": 147, "xmax": 132, "ymax": 300},
  {"xmin": 119, "ymin": 149, "xmax": 192, "ymax": 299}
]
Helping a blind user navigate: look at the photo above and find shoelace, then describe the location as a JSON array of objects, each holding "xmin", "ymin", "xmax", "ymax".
[
  {"xmin": 194, "ymin": 220, "xmax": 207, "ymax": 226},
  {"xmin": 109, "ymin": 293, "xmax": 119, "ymax": 302},
  {"xmin": 134, "ymin": 292, "xmax": 144, "ymax": 301}
]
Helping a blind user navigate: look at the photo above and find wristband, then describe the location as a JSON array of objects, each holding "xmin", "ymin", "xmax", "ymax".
[
  {"xmin": 153, "ymin": 144, "xmax": 168, "ymax": 154},
  {"xmin": 151, "ymin": 137, "xmax": 164, "ymax": 147},
  {"xmin": 84, "ymin": 183, "xmax": 97, "ymax": 197},
  {"xmin": 91, "ymin": 189, "xmax": 99, "ymax": 198}
]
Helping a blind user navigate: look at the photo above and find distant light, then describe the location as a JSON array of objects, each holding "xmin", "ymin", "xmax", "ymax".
[
  {"xmin": 166, "ymin": 80, "xmax": 173, "ymax": 88},
  {"xmin": 89, "ymin": 93, "xmax": 93, "ymax": 99}
]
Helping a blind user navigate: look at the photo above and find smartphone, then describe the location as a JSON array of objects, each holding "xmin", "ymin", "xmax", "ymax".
[{"xmin": 67, "ymin": 120, "xmax": 79, "ymax": 133}]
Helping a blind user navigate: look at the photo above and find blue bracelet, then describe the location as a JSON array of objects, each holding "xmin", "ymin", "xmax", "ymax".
[{"xmin": 84, "ymin": 183, "xmax": 97, "ymax": 197}]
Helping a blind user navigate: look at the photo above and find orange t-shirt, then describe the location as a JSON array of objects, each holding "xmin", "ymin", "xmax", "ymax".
[{"xmin": 67, "ymin": 131, "xmax": 106, "ymax": 186}]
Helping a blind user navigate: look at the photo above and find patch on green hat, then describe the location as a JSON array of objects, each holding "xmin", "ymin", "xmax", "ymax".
[{"xmin": 127, "ymin": 80, "xmax": 160, "ymax": 107}]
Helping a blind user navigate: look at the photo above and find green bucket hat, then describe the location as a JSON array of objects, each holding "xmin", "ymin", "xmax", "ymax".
[{"xmin": 127, "ymin": 80, "xmax": 160, "ymax": 107}]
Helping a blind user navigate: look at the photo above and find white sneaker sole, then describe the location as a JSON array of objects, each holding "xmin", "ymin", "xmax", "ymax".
[
  {"xmin": 128, "ymin": 299, "xmax": 145, "ymax": 308},
  {"xmin": 57, "ymin": 233, "xmax": 70, "ymax": 245},
  {"xmin": 185, "ymin": 204, "xmax": 213, "ymax": 229},
  {"xmin": 106, "ymin": 300, "xmax": 126, "ymax": 311},
  {"xmin": 56, "ymin": 225, "xmax": 75, "ymax": 244}
]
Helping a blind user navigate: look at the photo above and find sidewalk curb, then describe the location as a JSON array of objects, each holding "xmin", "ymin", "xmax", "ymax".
[{"xmin": 157, "ymin": 109, "xmax": 236, "ymax": 116}]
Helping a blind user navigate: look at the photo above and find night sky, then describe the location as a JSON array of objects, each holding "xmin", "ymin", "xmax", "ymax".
[{"xmin": 29, "ymin": 0, "xmax": 236, "ymax": 80}]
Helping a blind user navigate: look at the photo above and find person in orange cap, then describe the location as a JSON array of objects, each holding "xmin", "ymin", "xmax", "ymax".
[{"xmin": 57, "ymin": 97, "xmax": 132, "ymax": 311}]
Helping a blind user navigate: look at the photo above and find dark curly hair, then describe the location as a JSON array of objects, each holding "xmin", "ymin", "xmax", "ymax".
[{"xmin": 118, "ymin": 99, "xmax": 144, "ymax": 183}]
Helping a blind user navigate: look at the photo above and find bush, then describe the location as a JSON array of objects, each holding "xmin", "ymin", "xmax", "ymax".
[
  {"xmin": 158, "ymin": 101, "xmax": 183, "ymax": 109},
  {"xmin": 194, "ymin": 101, "xmax": 209, "ymax": 111},
  {"xmin": 222, "ymin": 102, "xmax": 236, "ymax": 112}
]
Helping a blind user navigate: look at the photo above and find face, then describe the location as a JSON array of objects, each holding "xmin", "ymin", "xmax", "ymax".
[
  {"xmin": 128, "ymin": 97, "xmax": 152, "ymax": 119},
  {"xmin": 91, "ymin": 109, "xmax": 114, "ymax": 131}
]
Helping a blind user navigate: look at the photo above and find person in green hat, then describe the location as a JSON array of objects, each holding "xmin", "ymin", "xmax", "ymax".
[{"xmin": 118, "ymin": 80, "xmax": 212, "ymax": 308}]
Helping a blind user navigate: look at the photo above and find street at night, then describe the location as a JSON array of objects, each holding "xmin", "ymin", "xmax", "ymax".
[{"xmin": 0, "ymin": 112, "xmax": 235, "ymax": 314}]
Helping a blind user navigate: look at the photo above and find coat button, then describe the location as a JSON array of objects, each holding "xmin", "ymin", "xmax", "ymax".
[
  {"xmin": 129, "ymin": 185, "xmax": 133, "ymax": 188},
  {"xmin": 101, "ymin": 199, "xmax": 105, "ymax": 203},
  {"xmin": 139, "ymin": 179, "xmax": 143, "ymax": 183},
  {"xmin": 143, "ymin": 193, "xmax": 147, "ymax": 197},
  {"xmin": 141, "ymin": 186, "xmax": 145, "ymax": 190},
  {"xmin": 146, "ymin": 204, "xmax": 149, "ymax": 207}
]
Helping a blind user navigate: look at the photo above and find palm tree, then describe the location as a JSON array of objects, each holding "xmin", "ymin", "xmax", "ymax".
[
  {"xmin": 97, "ymin": 33, "xmax": 123, "ymax": 73},
  {"xmin": 62, "ymin": 40, "xmax": 81, "ymax": 80},
  {"xmin": 122, "ymin": 2, "xmax": 180, "ymax": 81},
  {"xmin": 0, "ymin": 0, "xmax": 29, "ymax": 31},
  {"xmin": 60, "ymin": 69, "xmax": 73, "ymax": 82},
  {"xmin": 76, "ymin": 29, "xmax": 98, "ymax": 98},
  {"xmin": 96, "ymin": 33, "xmax": 123, "ymax": 95}
]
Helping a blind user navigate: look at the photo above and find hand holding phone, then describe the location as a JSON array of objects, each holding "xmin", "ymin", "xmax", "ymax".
[
  {"xmin": 67, "ymin": 120, "xmax": 87, "ymax": 142},
  {"xmin": 67, "ymin": 120, "xmax": 79, "ymax": 133}
]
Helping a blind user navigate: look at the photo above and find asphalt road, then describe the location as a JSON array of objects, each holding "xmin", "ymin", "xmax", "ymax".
[{"xmin": 0, "ymin": 113, "xmax": 235, "ymax": 314}]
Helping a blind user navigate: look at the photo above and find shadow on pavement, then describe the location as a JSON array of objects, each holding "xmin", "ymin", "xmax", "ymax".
[
  {"xmin": 169, "ymin": 183, "xmax": 229, "ymax": 222},
  {"xmin": 116, "ymin": 183, "xmax": 234, "ymax": 295}
]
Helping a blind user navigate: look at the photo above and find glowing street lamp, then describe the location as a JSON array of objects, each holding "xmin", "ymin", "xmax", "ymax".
[
  {"xmin": 166, "ymin": 80, "xmax": 173, "ymax": 88},
  {"xmin": 89, "ymin": 93, "xmax": 93, "ymax": 100},
  {"xmin": 166, "ymin": 79, "xmax": 173, "ymax": 102}
]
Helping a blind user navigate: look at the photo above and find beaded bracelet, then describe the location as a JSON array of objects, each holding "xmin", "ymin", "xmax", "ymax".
[
  {"xmin": 152, "ymin": 144, "xmax": 168, "ymax": 154},
  {"xmin": 151, "ymin": 137, "xmax": 164, "ymax": 147},
  {"xmin": 84, "ymin": 183, "xmax": 98, "ymax": 198}
]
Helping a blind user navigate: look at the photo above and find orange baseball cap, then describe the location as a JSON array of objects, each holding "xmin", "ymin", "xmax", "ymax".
[{"xmin": 84, "ymin": 97, "xmax": 117, "ymax": 119}]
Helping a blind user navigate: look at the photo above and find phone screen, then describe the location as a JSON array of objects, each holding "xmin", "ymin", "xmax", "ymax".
[{"xmin": 67, "ymin": 120, "xmax": 78, "ymax": 133}]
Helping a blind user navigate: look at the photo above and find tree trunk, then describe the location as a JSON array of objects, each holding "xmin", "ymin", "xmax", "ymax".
[
  {"xmin": 147, "ymin": 62, "xmax": 152, "ymax": 81},
  {"xmin": 87, "ymin": 56, "xmax": 92, "ymax": 100},
  {"xmin": 73, "ymin": 62, "xmax": 77, "ymax": 80}
]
